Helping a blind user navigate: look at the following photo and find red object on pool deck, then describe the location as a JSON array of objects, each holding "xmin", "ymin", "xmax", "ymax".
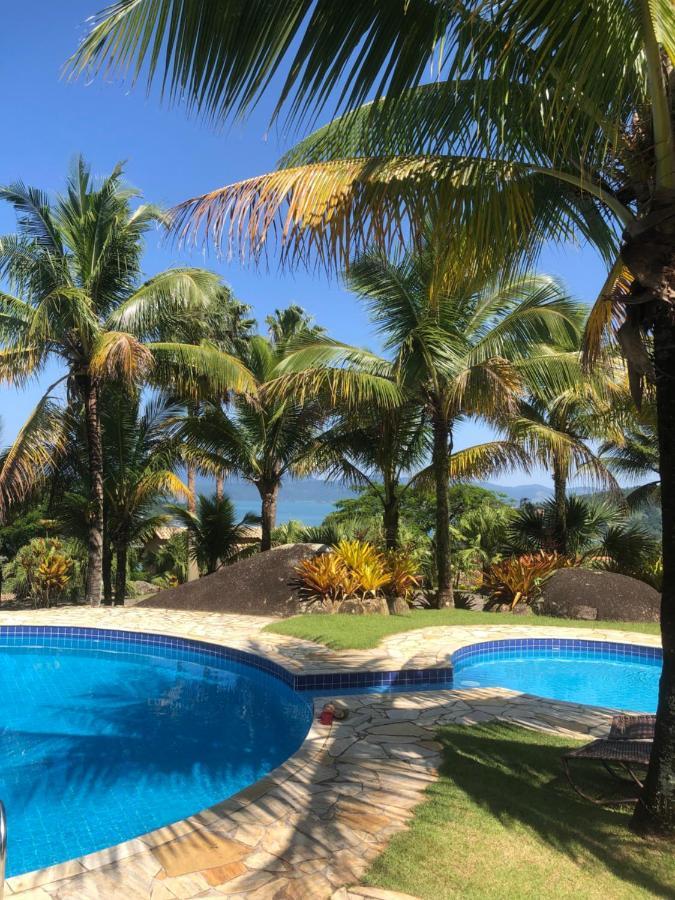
[{"xmin": 318, "ymin": 708, "xmax": 335, "ymax": 725}]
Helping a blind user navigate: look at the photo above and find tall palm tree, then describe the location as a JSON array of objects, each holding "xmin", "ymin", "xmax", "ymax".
[
  {"xmin": 101, "ymin": 393, "xmax": 189, "ymax": 604},
  {"xmin": 0, "ymin": 159, "xmax": 253, "ymax": 605},
  {"xmin": 316, "ymin": 401, "xmax": 430, "ymax": 550},
  {"xmin": 181, "ymin": 312, "xmax": 328, "ymax": 550},
  {"xmin": 505, "ymin": 373, "xmax": 626, "ymax": 553},
  {"xmin": 71, "ymin": 0, "xmax": 675, "ymax": 832},
  {"xmin": 155, "ymin": 282, "xmax": 255, "ymax": 579},
  {"xmin": 347, "ymin": 255, "xmax": 579, "ymax": 606},
  {"xmin": 277, "ymin": 257, "xmax": 579, "ymax": 606}
]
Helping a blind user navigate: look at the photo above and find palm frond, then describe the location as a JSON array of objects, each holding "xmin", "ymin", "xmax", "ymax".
[
  {"xmin": 169, "ymin": 154, "xmax": 620, "ymax": 273},
  {"xmin": 0, "ymin": 382, "xmax": 68, "ymax": 517},
  {"xmin": 147, "ymin": 342, "xmax": 255, "ymax": 397},
  {"xmin": 90, "ymin": 331, "xmax": 154, "ymax": 384},
  {"xmin": 106, "ymin": 268, "xmax": 221, "ymax": 335}
]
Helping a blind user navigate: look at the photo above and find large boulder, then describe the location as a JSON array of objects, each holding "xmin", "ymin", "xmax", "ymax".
[
  {"xmin": 137, "ymin": 543, "xmax": 326, "ymax": 617},
  {"xmin": 540, "ymin": 568, "xmax": 660, "ymax": 623},
  {"xmin": 336, "ymin": 596, "xmax": 390, "ymax": 616}
]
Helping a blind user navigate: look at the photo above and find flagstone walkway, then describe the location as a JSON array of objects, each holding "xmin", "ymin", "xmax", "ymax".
[{"xmin": 0, "ymin": 607, "xmax": 660, "ymax": 900}]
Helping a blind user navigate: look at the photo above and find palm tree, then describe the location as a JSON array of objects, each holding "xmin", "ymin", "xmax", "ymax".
[
  {"xmin": 346, "ymin": 254, "xmax": 579, "ymax": 606},
  {"xmin": 101, "ymin": 393, "xmax": 189, "ymax": 604},
  {"xmin": 169, "ymin": 493, "xmax": 258, "ymax": 574},
  {"xmin": 155, "ymin": 281, "xmax": 255, "ymax": 579},
  {"xmin": 316, "ymin": 401, "xmax": 430, "ymax": 550},
  {"xmin": 0, "ymin": 159, "xmax": 253, "ymax": 605},
  {"xmin": 180, "ymin": 311, "xmax": 329, "ymax": 550},
  {"xmin": 600, "ymin": 402, "xmax": 661, "ymax": 510},
  {"xmin": 508, "ymin": 494, "xmax": 659, "ymax": 578},
  {"xmin": 505, "ymin": 373, "xmax": 626, "ymax": 553},
  {"xmin": 265, "ymin": 305, "xmax": 324, "ymax": 344},
  {"xmin": 71, "ymin": 0, "xmax": 675, "ymax": 832}
]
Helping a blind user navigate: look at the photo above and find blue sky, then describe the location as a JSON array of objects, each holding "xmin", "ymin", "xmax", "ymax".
[{"xmin": 0, "ymin": 2, "xmax": 610, "ymax": 486}]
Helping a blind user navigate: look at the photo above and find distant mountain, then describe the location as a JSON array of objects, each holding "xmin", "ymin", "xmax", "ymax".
[
  {"xmin": 475, "ymin": 482, "xmax": 552, "ymax": 504},
  {"xmin": 195, "ymin": 474, "xmax": 556, "ymax": 506},
  {"xmin": 194, "ymin": 475, "xmax": 354, "ymax": 503}
]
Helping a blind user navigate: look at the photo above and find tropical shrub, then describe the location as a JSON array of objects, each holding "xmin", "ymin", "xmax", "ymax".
[
  {"xmin": 15, "ymin": 538, "xmax": 75, "ymax": 608},
  {"xmin": 484, "ymin": 552, "xmax": 573, "ymax": 608}
]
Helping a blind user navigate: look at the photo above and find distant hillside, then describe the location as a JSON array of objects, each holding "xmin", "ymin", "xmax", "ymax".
[
  {"xmin": 196, "ymin": 475, "xmax": 551, "ymax": 504},
  {"xmin": 195, "ymin": 475, "xmax": 354, "ymax": 503},
  {"xmin": 475, "ymin": 482, "xmax": 552, "ymax": 504}
]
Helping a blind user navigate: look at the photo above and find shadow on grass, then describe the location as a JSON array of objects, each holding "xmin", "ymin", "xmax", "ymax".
[{"xmin": 434, "ymin": 722, "xmax": 672, "ymax": 897}]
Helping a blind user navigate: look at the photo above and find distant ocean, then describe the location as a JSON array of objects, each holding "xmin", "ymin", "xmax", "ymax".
[
  {"xmin": 192, "ymin": 476, "xmax": 558, "ymax": 526},
  {"xmin": 195, "ymin": 475, "xmax": 354, "ymax": 526}
]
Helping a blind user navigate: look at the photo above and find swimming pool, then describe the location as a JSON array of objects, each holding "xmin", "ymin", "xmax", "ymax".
[
  {"xmin": 452, "ymin": 639, "xmax": 662, "ymax": 713},
  {"xmin": 0, "ymin": 627, "xmax": 312, "ymax": 877}
]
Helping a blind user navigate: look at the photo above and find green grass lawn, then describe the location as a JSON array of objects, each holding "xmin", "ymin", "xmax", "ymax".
[
  {"xmin": 264, "ymin": 609, "xmax": 660, "ymax": 650},
  {"xmin": 363, "ymin": 723, "xmax": 674, "ymax": 899}
]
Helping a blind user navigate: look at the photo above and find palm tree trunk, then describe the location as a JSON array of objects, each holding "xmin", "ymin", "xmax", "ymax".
[
  {"xmin": 259, "ymin": 482, "xmax": 279, "ymax": 551},
  {"xmin": 82, "ymin": 375, "xmax": 104, "ymax": 607},
  {"xmin": 432, "ymin": 412, "xmax": 453, "ymax": 608},
  {"xmin": 186, "ymin": 464, "xmax": 199, "ymax": 581},
  {"xmin": 631, "ymin": 305, "xmax": 675, "ymax": 836},
  {"xmin": 114, "ymin": 533, "xmax": 128, "ymax": 606},
  {"xmin": 383, "ymin": 480, "xmax": 400, "ymax": 550},
  {"xmin": 215, "ymin": 474, "xmax": 224, "ymax": 501},
  {"xmin": 552, "ymin": 458, "xmax": 568, "ymax": 555},
  {"xmin": 102, "ymin": 540, "xmax": 113, "ymax": 606}
]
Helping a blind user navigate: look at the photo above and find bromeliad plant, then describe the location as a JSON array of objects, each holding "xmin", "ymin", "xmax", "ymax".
[
  {"xmin": 483, "ymin": 551, "xmax": 573, "ymax": 609},
  {"xmin": 294, "ymin": 540, "xmax": 421, "ymax": 607}
]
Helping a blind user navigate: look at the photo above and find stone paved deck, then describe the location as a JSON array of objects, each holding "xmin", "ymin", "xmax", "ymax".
[{"xmin": 0, "ymin": 607, "xmax": 661, "ymax": 900}]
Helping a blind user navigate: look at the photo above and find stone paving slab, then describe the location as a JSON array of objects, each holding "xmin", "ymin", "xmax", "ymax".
[{"xmin": 0, "ymin": 606, "xmax": 660, "ymax": 900}]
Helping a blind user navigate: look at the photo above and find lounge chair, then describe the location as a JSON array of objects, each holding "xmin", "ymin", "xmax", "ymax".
[{"xmin": 562, "ymin": 714, "xmax": 655, "ymax": 805}]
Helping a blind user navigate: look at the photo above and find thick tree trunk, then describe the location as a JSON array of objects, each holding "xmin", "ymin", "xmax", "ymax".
[
  {"xmin": 383, "ymin": 491, "xmax": 400, "ymax": 551},
  {"xmin": 432, "ymin": 413, "xmax": 453, "ymax": 608},
  {"xmin": 215, "ymin": 474, "xmax": 224, "ymax": 501},
  {"xmin": 632, "ymin": 305, "xmax": 675, "ymax": 836},
  {"xmin": 186, "ymin": 464, "xmax": 199, "ymax": 581},
  {"xmin": 114, "ymin": 534, "xmax": 128, "ymax": 606},
  {"xmin": 552, "ymin": 459, "xmax": 568, "ymax": 555},
  {"xmin": 259, "ymin": 482, "xmax": 279, "ymax": 552},
  {"xmin": 102, "ymin": 540, "xmax": 113, "ymax": 606},
  {"xmin": 82, "ymin": 375, "xmax": 104, "ymax": 607}
]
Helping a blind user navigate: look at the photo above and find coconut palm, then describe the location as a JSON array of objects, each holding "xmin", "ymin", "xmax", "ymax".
[
  {"xmin": 168, "ymin": 493, "xmax": 258, "ymax": 574},
  {"xmin": 315, "ymin": 401, "xmax": 430, "ymax": 550},
  {"xmin": 600, "ymin": 402, "xmax": 660, "ymax": 510},
  {"xmin": 505, "ymin": 373, "xmax": 627, "ymax": 553},
  {"xmin": 71, "ymin": 0, "xmax": 675, "ymax": 832},
  {"xmin": 155, "ymin": 281, "xmax": 255, "ymax": 578},
  {"xmin": 180, "ymin": 309, "xmax": 327, "ymax": 550},
  {"xmin": 0, "ymin": 159, "xmax": 253, "ymax": 605},
  {"xmin": 101, "ymin": 393, "xmax": 189, "ymax": 604},
  {"xmin": 348, "ymin": 256, "xmax": 579, "ymax": 606}
]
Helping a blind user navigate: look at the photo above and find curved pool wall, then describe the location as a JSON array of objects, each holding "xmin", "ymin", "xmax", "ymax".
[
  {"xmin": 0, "ymin": 626, "xmax": 315, "ymax": 877},
  {"xmin": 451, "ymin": 638, "xmax": 662, "ymax": 712}
]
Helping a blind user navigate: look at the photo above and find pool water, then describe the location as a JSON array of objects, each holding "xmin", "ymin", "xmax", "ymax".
[
  {"xmin": 454, "ymin": 647, "xmax": 661, "ymax": 713},
  {"xmin": 0, "ymin": 638, "xmax": 312, "ymax": 877}
]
